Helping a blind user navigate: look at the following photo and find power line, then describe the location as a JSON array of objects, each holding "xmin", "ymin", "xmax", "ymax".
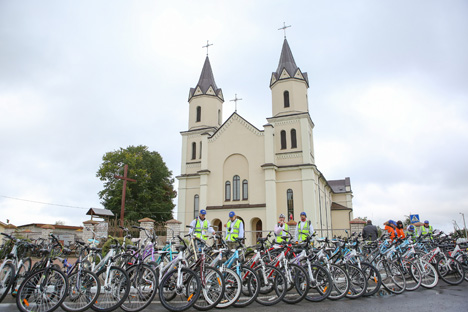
[{"xmin": 0, "ymin": 195, "xmax": 89, "ymax": 210}]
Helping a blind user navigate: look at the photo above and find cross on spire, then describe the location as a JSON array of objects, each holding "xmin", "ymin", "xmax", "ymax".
[
  {"xmin": 202, "ymin": 40, "xmax": 213, "ymax": 56},
  {"xmin": 230, "ymin": 94, "xmax": 242, "ymax": 113},
  {"xmin": 278, "ymin": 22, "xmax": 291, "ymax": 39}
]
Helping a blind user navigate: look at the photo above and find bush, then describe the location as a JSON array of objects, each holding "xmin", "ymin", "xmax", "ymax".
[{"xmin": 101, "ymin": 237, "xmax": 133, "ymax": 257}]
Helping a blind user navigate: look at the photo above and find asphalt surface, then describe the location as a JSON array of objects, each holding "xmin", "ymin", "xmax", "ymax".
[{"xmin": 1, "ymin": 281, "xmax": 467, "ymax": 312}]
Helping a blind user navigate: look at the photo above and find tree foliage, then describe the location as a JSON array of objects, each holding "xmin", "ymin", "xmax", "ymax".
[{"xmin": 96, "ymin": 145, "xmax": 176, "ymax": 222}]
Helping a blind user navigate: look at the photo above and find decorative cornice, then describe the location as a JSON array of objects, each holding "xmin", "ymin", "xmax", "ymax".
[
  {"xmin": 276, "ymin": 151, "xmax": 302, "ymax": 159},
  {"xmin": 209, "ymin": 113, "xmax": 264, "ymax": 142},
  {"xmin": 206, "ymin": 204, "xmax": 266, "ymax": 210},
  {"xmin": 186, "ymin": 162, "xmax": 201, "ymax": 169}
]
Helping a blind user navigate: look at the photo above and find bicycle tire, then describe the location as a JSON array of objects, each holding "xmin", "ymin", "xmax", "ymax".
[
  {"xmin": 360, "ymin": 262, "xmax": 382, "ymax": 297},
  {"xmin": 91, "ymin": 266, "xmax": 130, "ymax": 312},
  {"xmin": 12, "ymin": 259, "xmax": 32, "ymax": 297},
  {"xmin": 232, "ymin": 265, "xmax": 260, "ymax": 308},
  {"xmin": 193, "ymin": 266, "xmax": 225, "ymax": 311},
  {"xmin": 403, "ymin": 259, "xmax": 422, "ymax": 291},
  {"xmin": 437, "ymin": 256, "xmax": 465, "ymax": 285},
  {"xmin": 327, "ymin": 264, "xmax": 350, "ymax": 300},
  {"xmin": 282, "ymin": 263, "xmax": 309, "ymax": 304},
  {"xmin": 0, "ymin": 262, "xmax": 15, "ymax": 303},
  {"xmin": 61, "ymin": 269, "xmax": 100, "ymax": 312},
  {"xmin": 376, "ymin": 260, "xmax": 406, "ymax": 294},
  {"xmin": 254, "ymin": 264, "xmax": 287, "ymax": 306},
  {"xmin": 159, "ymin": 267, "xmax": 201, "ymax": 312},
  {"xmin": 455, "ymin": 253, "xmax": 468, "ymax": 282},
  {"xmin": 344, "ymin": 264, "xmax": 367, "ymax": 299},
  {"xmin": 416, "ymin": 258, "xmax": 438, "ymax": 289},
  {"xmin": 16, "ymin": 267, "xmax": 68, "ymax": 312},
  {"xmin": 121, "ymin": 264, "xmax": 157, "ymax": 312},
  {"xmin": 216, "ymin": 267, "xmax": 241, "ymax": 309},
  {"xmin": 302, "ymin": 262, "xmax": 332, "ymax": 302}
]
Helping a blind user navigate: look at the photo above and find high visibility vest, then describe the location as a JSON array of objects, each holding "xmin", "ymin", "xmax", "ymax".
[
  {"xmin": 226, "ymin": 219, "xmax": 241, "ymax": 242},
  {"xmin": 297, "ymin": 221, "xmax": 310, "ymax": 242},
  {"xmin": 420, "ymin": 225, "xmax": 433, "ymax": 237},
  {"xmin": 194, "ymin": 218, "xmax": 209, "ymax": 240},
  {"xmin": 276, "ymin": 223, "xmax": 289, "ymax": 243}
]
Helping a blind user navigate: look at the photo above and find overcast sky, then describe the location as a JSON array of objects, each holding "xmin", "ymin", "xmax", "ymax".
[{"xmin": 1, "ymin": 0, "xmax": 467, "ymax": 233}]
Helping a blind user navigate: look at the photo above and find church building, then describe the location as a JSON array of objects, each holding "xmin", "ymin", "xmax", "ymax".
[{"xmin": 176, "ymin": 39, "xmax": 354, "ymax": 244}]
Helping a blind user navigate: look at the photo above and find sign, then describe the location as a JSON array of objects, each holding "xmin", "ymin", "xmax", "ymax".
[{"xmin": 410, "ymin": 214, "xmax": 420, "ymax": 224}]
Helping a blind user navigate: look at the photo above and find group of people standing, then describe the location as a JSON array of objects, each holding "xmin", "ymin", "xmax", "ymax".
[
  {"xmin": 188, "ymin": 210, "xmax": 315, "ymax": 245},
  {"xmin": 362, "ymin": 219, "xmax": 435, "ymax": 241}
]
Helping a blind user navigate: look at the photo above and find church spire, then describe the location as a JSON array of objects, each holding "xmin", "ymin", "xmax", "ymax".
[
  {"xmin": 189, "ymin": 56, "xmax": 224, "ymax": 101},
  {"xmin": 270, "ymin": 39, "xmax": 309, "ymax": 88}
]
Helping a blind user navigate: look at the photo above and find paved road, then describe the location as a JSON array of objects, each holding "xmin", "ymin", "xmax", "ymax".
[{"xmin": 1, "ymin": 282, "xmax": 467, "ymax": 312}]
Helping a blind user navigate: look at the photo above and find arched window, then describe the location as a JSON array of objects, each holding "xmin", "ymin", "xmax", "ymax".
[
  {"xmin": 218, "ymin": 109, "xmax": 221, "ymax": 125},
  {"xmin": 291, "ymin": 129, "xmax": 297, "ymax": 149},
  {"xmin": 225, "ymin": 181, "xmax": 231, "ymax": 201},
  {"xmin": 199, "ymin": 141, "xmax": 202, "ymax": 159},
  {"xmin": 280, "ymin": 130, "xmax": 287, "ymax": 150},
  {"xmin": 194, "ymin": 194, "xmax": 199, "ymax": 218},
  {"xmin": 287, "ymin": 189, "xmax": 294, "ymax": 220},
  {"xmin": 191, "ymin": 142, "xmax": 196, "ymax": 160},
  {"xmin": 242, "ymin": 180, "xmax": 248, "ymax": 200},
  {"xmin": 233, "ymin": 175, "xmax": 240, "ymax": 201},
  {"xmin": 284, "ymin": 91, "xmax": 290, "ymax": 108},
  {"xmin": 196, "ymin": 106, "xmax": 201, "ymax": 122}
]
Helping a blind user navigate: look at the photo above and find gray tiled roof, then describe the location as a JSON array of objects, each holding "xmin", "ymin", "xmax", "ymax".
[
  {"xmin": 189, "ymin": 56, "xmax": 222, "ymax": 100},
  {"xmin": 328, "ymin": 177, "xmax": 351, "ymax": 193},
  {"xmin": 86, "ymin": 208, "xmax": 114, "ymax": 217},
  {"xmin": 275, "ymin": 39, "xmax": 299, "ymax": 77}
]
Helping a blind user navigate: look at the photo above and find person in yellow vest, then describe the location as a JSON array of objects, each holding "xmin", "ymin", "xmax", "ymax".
[
  {"xmin": 188, "ymin": 209, "xmax": 215, "ymax": 241},
  {"xmin": 225, "ymin": 211, "xmax": 244, "ymax": 250},
  {"xmin": 295, "ymin": 212, "xmax": 314, "ymax": 243},
  {"xmin": 274, "ymin": 213, "xmax": 289, "ymax": 244},
  {"xmin": 420, "ymin": 220, "xmax": 434, "ymax": 239}
]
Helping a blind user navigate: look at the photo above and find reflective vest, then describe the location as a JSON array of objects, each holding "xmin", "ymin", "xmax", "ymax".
[
  {"xmin": 194, "ymin": 218, "xmax": 209, "ymax": 240},
  {"xmin": 420, "ymin": 225, "xmax": 433, "ymax": 237},
  {"xmin": 276, "ymin": 223, "xmax": 289, "ymax": 243},
  {"xmin": 226, "ymin": 219, "xmax": 241, "ymax": 242},
  {"xmin": 297, "ymin": 220, "xmax": 310, "ymax": 242}
]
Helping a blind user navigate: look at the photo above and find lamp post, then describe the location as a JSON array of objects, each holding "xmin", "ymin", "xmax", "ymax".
[{"xmin": 460, "ymin": 212, "xmax": 468, "ymax": 239}]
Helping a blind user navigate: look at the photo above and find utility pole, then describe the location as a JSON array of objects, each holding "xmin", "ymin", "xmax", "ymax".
[
  {"xmin": 114, "ymin": 164, "xmax": 136, "ymax": 231},
  {"xmin": 460, "ymin": 212, "xmax": 467, "ymax": 239}
]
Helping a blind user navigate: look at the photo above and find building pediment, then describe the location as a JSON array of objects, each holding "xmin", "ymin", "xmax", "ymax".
[{"xmin": 209, "ymin": 112, "xmax": 263, "ymax": 142}]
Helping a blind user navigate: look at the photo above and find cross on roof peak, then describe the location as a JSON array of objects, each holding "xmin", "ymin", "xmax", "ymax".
[
  {"xmin": 202, "ymin": 40, "xmax": 213, "ymax": 56},
  {"xmin": 230, "ymin": 94, "xmax": 242, "ymax": 113},
  {"xmin": 278, "ymin": 22, "xmax": 291, "ymax": 39}
]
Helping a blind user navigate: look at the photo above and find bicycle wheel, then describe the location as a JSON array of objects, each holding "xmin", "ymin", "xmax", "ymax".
[
  {"xmin": 344, "ymin": 264, "xmax": 367, "ymax": 299},
  {"xmin": 92, "ymin": 266, "xmax": 130, "ymax": 312},
  {"xmin": 327, "ymin": 264, "xmax": 349, "ymax": 300},
  {"xmin": 282, "ymin": 263, "xmax": 309, "ymax": 304},
  {"xmin": 233, "ymin": 265, "xmax": 259, "ymax": 308},
  {"xmin": 437, "ymin": 256, "xmax": 465, "ymax": 285},
  {"xmin": 193, "ymin": 266, "xmax": 225, "ymax": 311},
  {"xmin": 121, "ymin": 264, "xmax": 157, "ymax": 312},
  {"xmin": 360, "ymin": 262, "xmax": 382, "ymax": 297},
  {"xmin": 16, "ymin": 267, "xmax": 68, "ymax": 312},
  {"xmin": 302, "ymin": 262, "xmax": 332, "ymax": 302},
  {"xmin": 159, "ymin": 267, "xmax": 201, "ymax": 312},
  {"xmin": 376, "ymin": 260, "xmax": 406, "ymax": 294},
  {"xmin": 62, "ymin": 269, "xmax": 100, "ymax": 312},
  {"xmin": 403, "ymin": 259, "xmax": 422, "ymax": 291},
  {"xmin": 0, "ymin": 262, "xmax": 15, "ymax": 303},
  {"xmin": 455, "ymin": 253, "xmax": 468, "ymax": 282},
  {"xmin": 416, "ymin": 258, "xmax": 438, "ymax": 289},
  {"xmin": 216, "ymin": 267, "xmax": 241, "ymax": 309},
  {"xmin": 254, "ymin": 265, "xmax": 287, "ymax": 306}
]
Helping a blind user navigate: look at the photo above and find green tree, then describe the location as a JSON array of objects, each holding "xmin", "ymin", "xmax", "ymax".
[{"xmin": 96, "ymin": 145, "xmax": 176, "ymax": 222}]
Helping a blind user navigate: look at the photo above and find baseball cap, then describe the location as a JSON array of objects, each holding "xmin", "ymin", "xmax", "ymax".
[
  {"xmin": 229, "ymin": 211, "xmax": 235, "ymax": 218},
  {"xmin": 424, "ymin": 220, "xmax": 429, "ymax": 224},
  {"xmin": 199, "ymin": 209, "xmax": 206, "ymax": 215},
  {"xmin": 279, "ymin": 213, "xmax": 285, "ymax": 218},
  {"xmin": 408, "ymin": 225, "xmax": 414, "ymax": 231},
  {"xmin": 300, "ymin": 212, "xmax": 307, "ymax": 217}
]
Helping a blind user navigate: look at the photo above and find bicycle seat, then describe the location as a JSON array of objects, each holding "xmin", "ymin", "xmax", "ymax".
[
  {"xmin": 257, "ymin": 237, "xmax": 268, "ymax": 243},
  {"xmin": 89, "ymin": 247, "xmax": 102, "ymax": 252},
  {"xmin": 126, "ymin": 245, "xmax": 138, "ymax": 251},
  {"xmin": 176, "ymin": 245, "xmax": 186, "ymax": 252},
  {"xmin": 76, "ymin": 240, "xmax": 86, "ymax": 245},
  {"xmin": 157, "ymin": 250, "xmax": 170, "ymax": 255}
]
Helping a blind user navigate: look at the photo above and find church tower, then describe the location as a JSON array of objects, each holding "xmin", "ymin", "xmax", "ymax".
[
  {"xmin": 270, "ymin": 39, "xmax": 309, "ymax": 117},
  {"xmin": 188, "ymin": 56, "xmax": 224, "ymax": 130}
]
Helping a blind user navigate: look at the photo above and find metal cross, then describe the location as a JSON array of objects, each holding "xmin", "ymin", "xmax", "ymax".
[
  {"xmin": 278, "ymin": 22, "xmax": 291, "ymax": 39},
  {"xmin": 230, "ymin": 94, "xmax": 242, "ymax": 113},
  {"xmin": 202, "ymin": 40, "xmax": 213, "ymax": 56},
  {"xmin": 114, "ymin": 164, "xmax": 136, "ymax": 230}
]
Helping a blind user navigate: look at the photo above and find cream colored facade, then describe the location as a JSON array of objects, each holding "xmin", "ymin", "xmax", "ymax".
[{"xmin": 177, "ymin": 39, "xmax": 354, "ymax": 245}]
